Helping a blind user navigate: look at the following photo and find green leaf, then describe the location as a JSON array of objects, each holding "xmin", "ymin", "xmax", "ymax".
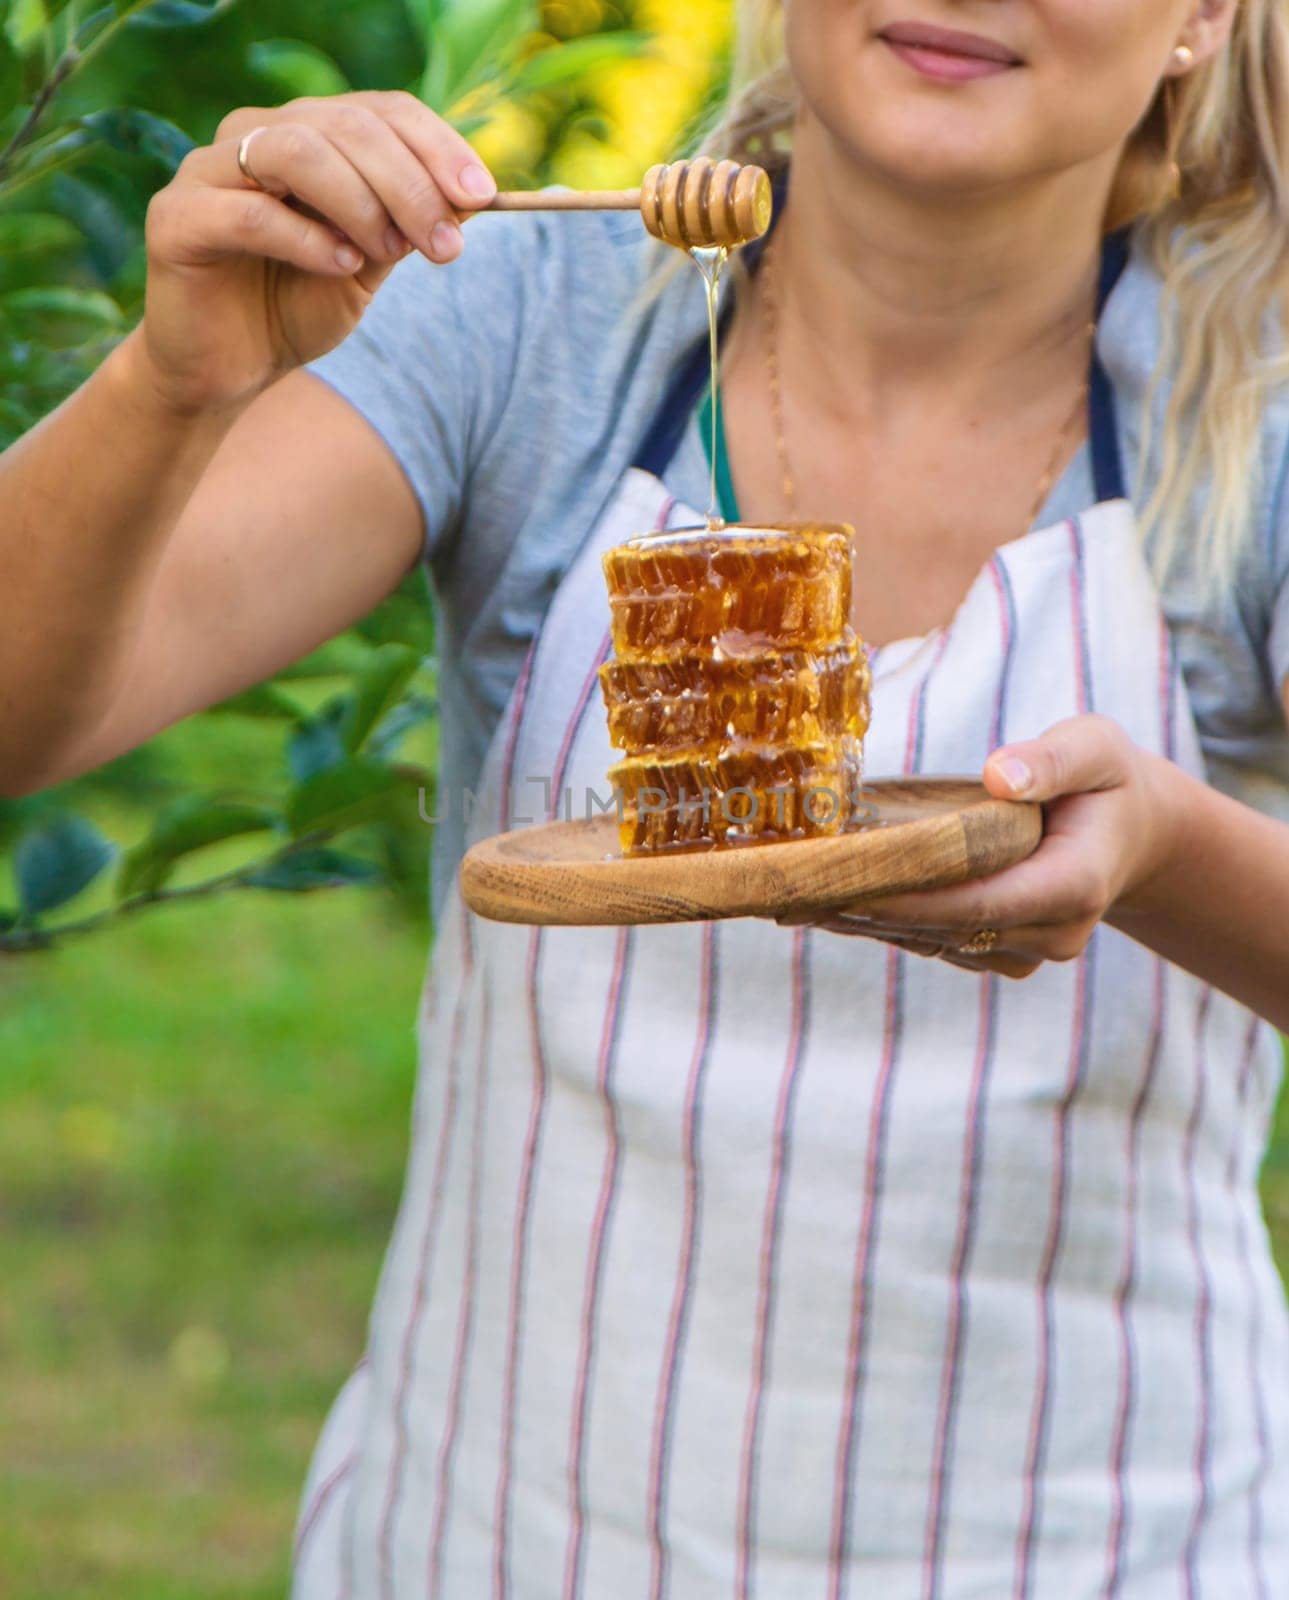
[
  {"xmin": 286, "ymin": 759, "xmax": 407, "ymax": 839},
  {"xmin": 422, "ymin": 0, "xmax": 533, "ymax": 110},
  {"xmin": 400, "ymin": 0, "xmax": 439, "ymax": 38},
  {"xmin": 127, "ymin": 0, "xmax": 227, "ymax": 29},
  {"xmin": 6, "ymin": 0, "xmax": 78, "ymax": 29},
  {"xmin": 14, "ymin": 813, "xmax": 116, "ymax": 916},
  {"xmin": 117, "ymin": 797, "xmax": 279, "ymax": 899},
  {"xmin": 0, "ymin": 24, "xmax": 20, "ymax": 105},
  {"xmin": 353, "ymin": 586, "xmax": 436, "ymax": 653},
  {"xmin": 507, "ymin": 31, "xmax": 651, "ymax": 95},
  {"xmin": 79, "ymin": 107, "xmax": 195, "ymax": 170},
  {"xmin": 0, "ymin": 794, "xmax": 47, "ymax": 855},
  {"xmin": 47, "ymin": 172, "xmax": 138, "ymax": 279},
  {"xmin": 4, "ymin": 0, "xmax": 46, "ymax": 51},
  {"xmin": 74, "ymin": 4, "xmax": 114, "ymax": 49},
  {"xmin": 0, "ymin": 109, "xmax": 193, "ymax": 201},
  {"xmin": 367, "ymin": 693, "xmax": 437, "ymax": 761},
  {"xmin": 0, "ymin": 284, "xmax": 122, "ymax": 345},
  {"xmin": 0, "ymin": 104, "xmax": 26, "ymax": 146},
  {"xmin": 287, "ymin": 699, "xmax": 350, "ymax": 784},
  {"xmin": 0, "ymin": 136, "xmax": 87, "ymax": 203},
  {"xmin": 274, "ymin": 635, "xmax": 373, "ymax": 680},
  {"xmin": 248, "ymin": 38, "xmax": 350, "ymax": 100},
  {"xmin": 244, "ymin": 848, "xmax": 382, "ymax": 893},
  {"xmin": 0, "ymin": 212, "xmax": 82, "ymax": 258},
  {"xmin": 0, "ymin": 394, "xmax": 34, "ymax": 441},
  {"xmin": 209, "ymin": 683, "xmax": 301, "ymax": 720},
  {"xmin": 345, "ymin": 643, "xmax": 421, "ymax": 755}
]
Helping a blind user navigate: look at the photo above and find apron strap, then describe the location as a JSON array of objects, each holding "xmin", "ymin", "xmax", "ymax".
[
  {"xmin": 1090, "ymin": 226, "xmax": 1131, "ymax": 503},
  {"xmin": 632, "ymin": 187, "xmax": 1134, "ymax": 507}
]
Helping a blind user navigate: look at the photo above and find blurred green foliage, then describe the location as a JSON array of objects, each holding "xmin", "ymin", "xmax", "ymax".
[
  {"xmin": 0, "ymin": 872, "xmax": 434, "ymax": 1598},
  {"xmin": 0, "ymin": 0, "xmax": 655, "ymax": 948}
]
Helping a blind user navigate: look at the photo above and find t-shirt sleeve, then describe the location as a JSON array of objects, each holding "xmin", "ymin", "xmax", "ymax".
[{"xmin": 301, "ymin": 218, "xmax": 527, "ymax": 566}]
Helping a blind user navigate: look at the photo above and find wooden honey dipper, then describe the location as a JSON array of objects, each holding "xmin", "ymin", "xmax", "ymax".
[{"xmin": 483, "ymin": 157, "xmax": 773, "ymax": 249}]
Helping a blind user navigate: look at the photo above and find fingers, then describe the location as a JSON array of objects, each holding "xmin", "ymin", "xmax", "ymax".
[
  {"xmin": 781, "ymin": 915, "xmax": 1052, "ymax": 980},
  {"xmin": 983, "ymin": 714, "xmax": 1134, "ymax": 804},
  {"xmin": 924, "ymin": 938, "xmax": 1043, "ymax": 979},
  {"xmin": 147, "ymin": 181, "xmax": 376, "ymax": 276},
  {"xmin": 770, "ymin": 713, "xmax": 1143, "ymax": 978},
  {"xmin": 303, "ymin": 90, "xmax": 497, "ymax": 262},
  {"xmin": 867, "ymin": 916, "xmax": 1094, "ymax": 964},
  {"xmin": 198, "ymin": 93, "xmax": 498, "ymax": 267},
  {"xmin": 355, "ymin": 90, "xmax": 498, "ymax": 212},
  {"xmin": 205, "ymin": 122, "xmax": 426, "ymax": 267},
  {"xmin": 942, "ymin": 950, "xmax": 1043, "ymax": 980},
  {"xmin": 215, "ymin": 104, "xmax": 275, "ymax": 145},
  {"xmin": 786, "ymin": 915, "xmax": 1044, "ymax": 979},
  {"xmin": 815, "ymin": 828, "xmax": 1112, "ymax": 934}
]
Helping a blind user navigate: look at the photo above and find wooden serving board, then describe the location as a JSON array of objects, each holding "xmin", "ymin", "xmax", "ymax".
[{"xmin": 460, "ymin": 778, "xmax": 1041, "ymax": 927}]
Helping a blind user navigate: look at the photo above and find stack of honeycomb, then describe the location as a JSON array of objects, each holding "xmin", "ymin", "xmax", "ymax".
[{"xmin": 599, "ymin": 524, "xmax": 872, "ymax": 856}]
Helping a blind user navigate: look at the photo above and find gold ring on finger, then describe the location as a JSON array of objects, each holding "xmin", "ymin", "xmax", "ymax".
[
  {"xmin": 237, "ymin": 127, "xmax": 285, "ymax": 195},
  {"xmin": 957, "ymin": 927, "xmax": 1001, "ymax": 956}
]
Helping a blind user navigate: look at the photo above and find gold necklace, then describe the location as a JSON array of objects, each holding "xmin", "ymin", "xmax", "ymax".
[{"xmin": 758, "ymin": 243, "xmax": 1095, "ymax": 538}]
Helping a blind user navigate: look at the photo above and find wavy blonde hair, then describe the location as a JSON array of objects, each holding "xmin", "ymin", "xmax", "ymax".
[{"xmin": 697, "ymin": 0, "xmax": 1289, "ymax": 595}]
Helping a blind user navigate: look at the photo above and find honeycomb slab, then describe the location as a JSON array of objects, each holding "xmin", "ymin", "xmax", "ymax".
[{"xmin": 599, "ymin": 523, "xmax": 872, "ymax": 856}]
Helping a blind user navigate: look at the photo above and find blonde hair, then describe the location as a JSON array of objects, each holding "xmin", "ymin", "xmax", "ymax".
[{"xmin": 697, "ymin": 0, "xmax": 1289, "ymax": 597}]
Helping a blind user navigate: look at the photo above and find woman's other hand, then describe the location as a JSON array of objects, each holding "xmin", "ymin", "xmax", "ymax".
[
  {"xmin": 136, "ymin": 92, "xmax": 497, "ymax": 414},
  {"xmin": 778, "ymin": 715, "xmax": 1186, "ymax": 979}
]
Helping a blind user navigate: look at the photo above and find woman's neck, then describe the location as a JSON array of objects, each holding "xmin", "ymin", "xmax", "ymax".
[{"xmin": 772, "ymin": 116, "xmax": 1121, "ymax": 412}]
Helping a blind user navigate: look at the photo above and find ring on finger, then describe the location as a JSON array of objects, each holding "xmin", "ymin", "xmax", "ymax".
[
  {"xmin": 237, "ymin": 127, "xmax": 288, "ymax": 197},
  {"xmin": 957, "ymin": 927, "xmax": 1001, "ymax": 956}
]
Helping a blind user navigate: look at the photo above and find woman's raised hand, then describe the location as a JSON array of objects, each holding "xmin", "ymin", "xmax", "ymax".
[{"xmin": 136, "ymin": 92, "xmax": 497, "ymax": 413}]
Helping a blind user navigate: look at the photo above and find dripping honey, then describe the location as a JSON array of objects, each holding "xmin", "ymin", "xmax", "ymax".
[
  {"xmin": 689, "ymin": 245, "xmax": 728, "ymax": 531},
  {"xmin": 597, "ymin": 187, "xmax": 873, "ymax": 858}
]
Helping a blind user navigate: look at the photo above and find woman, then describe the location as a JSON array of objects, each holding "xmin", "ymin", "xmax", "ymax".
[{"xmin": 2, "ymin": 0, "xmax": 1287, "ymax": 1593}]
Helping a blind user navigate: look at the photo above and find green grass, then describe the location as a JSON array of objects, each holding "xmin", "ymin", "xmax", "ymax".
[{"xmin": 0, "ymin": 887, "xmax": 428, "ymax": 1599}]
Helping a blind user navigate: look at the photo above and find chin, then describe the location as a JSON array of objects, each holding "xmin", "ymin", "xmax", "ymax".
[
  {"xmin": 833, "ymin": 109, "xmax": 1035, "ymax": 199},
  {"xmin": 799, "ymin": 38, "xmax": 1048, "ymax": 197}
]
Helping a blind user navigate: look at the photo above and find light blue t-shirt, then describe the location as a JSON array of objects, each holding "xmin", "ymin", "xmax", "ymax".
[{"xmin": 303, "ymin": 210, "xmax": 1289, "ymax": 918}]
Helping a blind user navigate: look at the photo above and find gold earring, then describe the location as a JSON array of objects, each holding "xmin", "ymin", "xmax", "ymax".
[
  {"xmin": 1172, "ymin": 43, "xmax": 1195, "ymax": 70},
  {"xmin": 1162, "ymin": 79, "xmax": 1183, "ymax": 200}
]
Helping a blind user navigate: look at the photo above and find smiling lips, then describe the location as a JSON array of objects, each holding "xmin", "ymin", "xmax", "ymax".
[{"xmin": 879, "ymin": 20, "xmax": 1023, "ymax": 82}]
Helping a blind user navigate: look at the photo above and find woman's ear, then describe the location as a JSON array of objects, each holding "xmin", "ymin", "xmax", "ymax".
[{"xmin": 1173, "ymin": 0, "xmax": 1240, "ymax": 73}]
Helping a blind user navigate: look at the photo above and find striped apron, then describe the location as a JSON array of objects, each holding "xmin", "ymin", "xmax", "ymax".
[{"xmin": 292, "ymin": 255, "xmax": 1289, "ymax": 1600}]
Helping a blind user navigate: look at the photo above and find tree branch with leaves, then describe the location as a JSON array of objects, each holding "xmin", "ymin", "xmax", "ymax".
[{"xmin": 0, "ymin": 0, "xmax": 693, "ymax": 950}]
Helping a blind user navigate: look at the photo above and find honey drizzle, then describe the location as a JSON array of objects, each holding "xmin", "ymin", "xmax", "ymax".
[
  {"xmin": 597, "ymin": 180, "xmax": 879, "ymax": 857},
  {"xmin": 689, "ymin": 244, "xmax": 729, "ymax": 532}
]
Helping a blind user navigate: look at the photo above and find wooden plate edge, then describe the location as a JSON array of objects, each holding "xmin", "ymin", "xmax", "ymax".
[{"xmin": 460, "ymin": 789, "xmax": 1042, "ymax": 926}]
